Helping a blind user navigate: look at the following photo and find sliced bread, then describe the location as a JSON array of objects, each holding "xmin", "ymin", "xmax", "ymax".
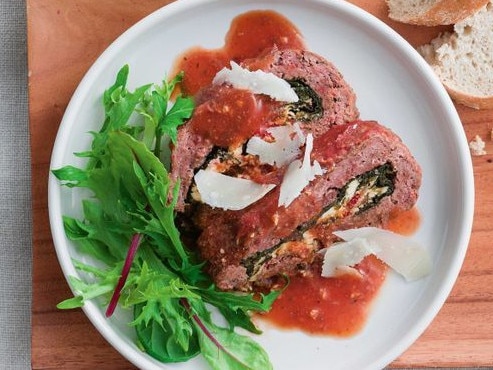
[
  {"xmin": 386, "ymin": 0, "xmax": 490, "ymax": 26},
  {"xmin": 417, "ymin": 1, "xmax": 493, "ymax": 109}
]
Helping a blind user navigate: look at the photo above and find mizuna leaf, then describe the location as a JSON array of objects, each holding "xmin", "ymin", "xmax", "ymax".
[{"xmin": 182, "ymin": 299, "xmax": 272, "ymax": 370}]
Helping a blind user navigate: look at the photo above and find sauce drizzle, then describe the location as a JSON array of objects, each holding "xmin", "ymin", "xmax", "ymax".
[
  {"xmin": 261, "ymin": 256, "xmax": 387, "ymax": 336},
  {"xmin": 174, "ymin": 10, "xmax": 305, "ymax": 96}
]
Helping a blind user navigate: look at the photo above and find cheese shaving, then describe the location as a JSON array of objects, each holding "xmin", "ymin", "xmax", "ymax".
[
  {"xmin": 194, "ymin": 169, "xmax": 275, "ymax": 211},
  {"xmin": 278, "ymin": 133, "xmax": 324, "ymax": 207},
  {"xmin": 213, "ymin": 61, "xmax": 299, "ymax": 102},
  {"xmin": 322, "ymin": 227, "xmax": 432, "ymax": 282},
  {"xmin": 320, "ymin": 238, "xmax": 373, "ymax": 277},
  {"xmin": 246, "ymin": 123, "xmax": 305, "ymax": 167}
]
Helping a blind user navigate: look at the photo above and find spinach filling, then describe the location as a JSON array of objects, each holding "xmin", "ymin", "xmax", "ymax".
[
  {"xmin": 199, "ymin": 147, "xmax": 240, "ymax": 171},
  {"xmin": 285, "ymin": 79, "xmax": 323, "ymax": 121},
  {"xmin": 316, "ymin": 161, "xmax": 396, "ymax": 224},
  {"xmin": 241, "ymin": 162, "xmax": 396, "ymax": 278}
]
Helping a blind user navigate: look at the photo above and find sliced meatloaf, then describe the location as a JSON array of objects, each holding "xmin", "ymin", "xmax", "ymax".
[
  {"xmin": 194, "ymin": 121, "xmax": 422, "ymax": 291},
  {"xmin": 170, "ymin": 48, "xmax": 359, "ymax": 211}
]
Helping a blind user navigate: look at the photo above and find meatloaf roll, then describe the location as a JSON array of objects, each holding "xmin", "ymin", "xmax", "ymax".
[
  {"xmin": 170, "ymin": 48, "xmax": 359, "ymax": 211},
  {"xmin": 193, "ymin": 121, "xmax": 422, "ymax": 291}
]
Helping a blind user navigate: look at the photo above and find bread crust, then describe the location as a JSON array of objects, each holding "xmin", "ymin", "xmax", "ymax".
[
  {"xmin": 416, "ymin": 1, "xmax": 493, "ymax": 109},
  {"xmin": 445, "ymin": 86, "xmax": 493, "ymax": 110},
  {"xmin": 387, "ymin": 0, "xmax": 490, "ymax": 25}
]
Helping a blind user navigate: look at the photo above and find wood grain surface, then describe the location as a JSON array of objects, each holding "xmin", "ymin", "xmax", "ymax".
[{"xmin": 28, "ymin": 0, "xmax": 493, "ymax": 369}]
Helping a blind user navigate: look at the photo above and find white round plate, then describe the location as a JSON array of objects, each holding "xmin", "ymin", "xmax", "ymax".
[{"xmin": 48, "ymin": 0, "xmax": 474, "ymax": 369}]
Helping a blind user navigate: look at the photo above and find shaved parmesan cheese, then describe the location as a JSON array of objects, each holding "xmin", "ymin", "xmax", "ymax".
[
  {"xmin": 213, "ymin": 61, "xmax": 299, "ymax": 103},
  {"xmin": 278, "ymin": 133, "xmax": 324, "ymax": 207},
  {"xmin": 322, "ymin": 227, "xmax": 432, "ymax": 282},
  {"xmin": 194, "ymin": 169, "xmax": 275, "ymax": 211},
  {"xmin": 321, "ymin": 238, "xmax": 373, "ymax": 277},
  {"xmin": 246, "ymin": 123, "xmax": 305, "ymax": 166}
]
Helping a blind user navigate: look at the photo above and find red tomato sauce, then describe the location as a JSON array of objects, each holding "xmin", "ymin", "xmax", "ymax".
[
  {"xmin": 173, "ymin": 10, "xmax": 305, "ymax": 96},
  {"xmin": 189, "ymin": 87, "xmax": 260, "ymax": 148},
  {"xmin": 386, "ymin": 206, "xmax": 421, "ymax": 235},
  {"xmin": 172, "ymin": 10, "xmax": 305, "ymax": 148},
  {"xmin": 224, "ymin": 10, "xmax": 305, "ymax": 62},
  {"xmin": 261, "ymin": 256, "xmax": 387, "ymax": 336},
  {"xmin": 188, "ymin": 87, "xmax": 283, "ymax": 148},
  {"xmin": 175, "ymin": 49, "xmax": 230, "ymax": 98},
  {"xmin": 260, "ymin": 208, "xmax": 421, "ymax": 335}
]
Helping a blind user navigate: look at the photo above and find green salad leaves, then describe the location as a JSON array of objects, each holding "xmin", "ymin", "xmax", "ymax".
[{"xmin": 52, "ymin": 65, "xmax": 279, "ymax": 369}]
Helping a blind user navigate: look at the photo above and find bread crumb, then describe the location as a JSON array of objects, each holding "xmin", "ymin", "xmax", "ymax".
[{"xmin": 469, "ymin": 135, "xmax": 487, "ymax": 156}]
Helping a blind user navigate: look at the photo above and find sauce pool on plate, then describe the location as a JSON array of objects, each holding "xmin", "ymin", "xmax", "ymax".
[
  {"xmin": 173, "ymin": 10, "xmax": 305, "ymax": 96},
  {"xmin": 259, "ymin": 207, "xmax": 420, "ymax": 336},
  {"xmin": 261, "ymin": 256, "xmax": 387, "ymax": 336}
]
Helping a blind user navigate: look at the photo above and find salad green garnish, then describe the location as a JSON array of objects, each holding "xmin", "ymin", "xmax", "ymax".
[{"xmin": 52, "ymin": 65, "xmax": 280, "ymax": 369}]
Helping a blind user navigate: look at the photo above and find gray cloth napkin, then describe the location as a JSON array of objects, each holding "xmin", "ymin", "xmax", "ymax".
[{"xmin": 0, "ymin": 0, "xmax": 32, "ymax": 368}]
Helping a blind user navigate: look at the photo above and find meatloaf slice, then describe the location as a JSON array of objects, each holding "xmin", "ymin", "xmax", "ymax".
[
  {"xmin": 170, "ymin": 48, "xmax": 358, "ymax": 211},
  {"xmin": 242, "ymin": 47, "xmax": 359, "ymax": 136},
  {"xmin": 194, "ymin": 121, "xmax": 422, "ymax": 291}
]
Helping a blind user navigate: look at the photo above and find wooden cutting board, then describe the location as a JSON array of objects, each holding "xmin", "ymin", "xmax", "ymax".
[{"xmin": 28, "ymin": 0, "xmax": 493, "ymax": 368}]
